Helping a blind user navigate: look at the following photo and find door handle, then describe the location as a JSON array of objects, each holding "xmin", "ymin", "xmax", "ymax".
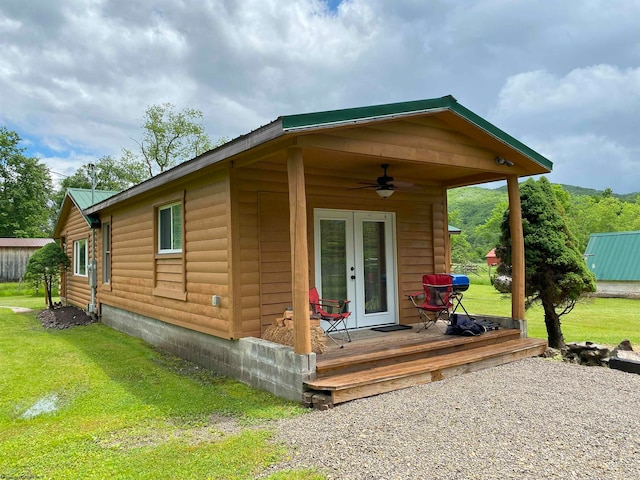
[{"xmin": 351, "ymin": 275, "xmax": 356, "ymax": 280}]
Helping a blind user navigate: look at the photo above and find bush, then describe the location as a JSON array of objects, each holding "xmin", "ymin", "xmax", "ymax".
[{"xmin": 492, "ymin": 274, "xmax": 512, "ymax": 294}]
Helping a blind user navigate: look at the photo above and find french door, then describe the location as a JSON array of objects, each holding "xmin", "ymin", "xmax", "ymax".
[{"xmin": 314, "ymin": 209, "xmax": 397, "ymax": 329}]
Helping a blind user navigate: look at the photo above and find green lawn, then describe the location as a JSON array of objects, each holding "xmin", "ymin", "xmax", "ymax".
[
  {"xmin": 0, "ymin": 298, "xmax": 322, "ymax": 480},
  {"xmin": 462, "ymin": 282, "xmax": 640, "ymax": 346}
]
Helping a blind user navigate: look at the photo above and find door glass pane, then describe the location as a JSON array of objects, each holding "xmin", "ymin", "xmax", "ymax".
[
  {"xmin": 320, "ymin": 219, "xmax": 347, "ymax": 301},
  {"xmin": 363, "ymin": 221, "xmax": 387, "ymax": 314}
]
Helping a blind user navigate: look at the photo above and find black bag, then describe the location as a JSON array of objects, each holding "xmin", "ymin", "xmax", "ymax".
[{"xmin": 445, "ymin": 316, "xmax": 487, "ymax": 336}]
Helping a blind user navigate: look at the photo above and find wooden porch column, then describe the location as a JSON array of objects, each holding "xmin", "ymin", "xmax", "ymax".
[
  {"xmin": 287, "ymin": 147, "xmax": 312, "ymax": 354},
  {"xmin": 507, "ymin": 175, "xmax": 526, "ymax": 321}
]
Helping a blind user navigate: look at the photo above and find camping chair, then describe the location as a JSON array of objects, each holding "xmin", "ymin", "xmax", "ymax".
[
  {"xmin": 407, "ymin": 274, "xmax": 454, "ymax": 332},
  {"xmin": 309, "ymin": 287, "xmax": 352, "ymax": 348}
]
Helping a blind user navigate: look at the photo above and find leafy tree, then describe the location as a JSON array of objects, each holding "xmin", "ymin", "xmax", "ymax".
[
  {"xmin": 473, "ymin": 200, "xmax": 508, "ymax": 259},
  {"xmin": 496, "ymin": 177, "xmax": 596, "ymax": 349},
  {"xmin": 565, "ymin": 193, "xmax": 640, "ymax": 250},
  {"xmin": 124, "ymin": 103, "xmax": 216, "ymax": 177},
  {"xmin": 24, "ymin": 242, "xmax": 70, "ymax": 308},
  {"xmin": 449, "ymin": 210, "xmax": 475, "ymax": 264},
  {"xmin": 0, "ymin": 127, "xmax": 53, "ymax": 237},
  {"xmin": 52, "ymin": 155, "xmax": 146, "ymax": 210}
]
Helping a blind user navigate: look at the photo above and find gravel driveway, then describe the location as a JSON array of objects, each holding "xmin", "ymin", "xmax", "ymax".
[{"xmin": 263, "ymin": 358, "xmax": 640, "ymax": 479}]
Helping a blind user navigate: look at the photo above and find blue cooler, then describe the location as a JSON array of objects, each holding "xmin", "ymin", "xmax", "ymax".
[{"xmin": 450, "ymin": 274, "xmax": 470, "ymax": 293}]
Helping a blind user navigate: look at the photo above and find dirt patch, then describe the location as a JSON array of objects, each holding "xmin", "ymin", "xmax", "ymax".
[{"xmin": 37, "ymin": 305, "xmax": 96, "ymax": 329}]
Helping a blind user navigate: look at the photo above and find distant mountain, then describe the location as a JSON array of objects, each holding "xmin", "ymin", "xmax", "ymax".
[{"xmin": 493, "ymin": 184, "xmax": 639, "ymax": 202}]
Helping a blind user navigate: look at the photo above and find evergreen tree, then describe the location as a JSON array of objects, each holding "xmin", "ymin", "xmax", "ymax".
[
  {"xmin": 24, "ymin": 242, "xmax": 70, "ymax": 308},
  {"xmin": 496, "ymin": 177, "xmax": 596, "ymax": 348}
]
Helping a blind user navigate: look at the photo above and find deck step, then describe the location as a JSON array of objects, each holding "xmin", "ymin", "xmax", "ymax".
[
  {"xmin": 316, "ymin": 328, "xmax": 522, "ymax": 378},
  {"xmin": 305, "ymin": 337, "xmax": 547, "ymax": 405}
]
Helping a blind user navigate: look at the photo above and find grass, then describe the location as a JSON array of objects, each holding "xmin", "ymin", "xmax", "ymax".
[
  {"xmin": 0, "ymin": 281, "xmax": 52, "ymax": 298},
  {"xmin": 462, "ymin": 276, "xmax": 640, "ymax": 346},
  {"xmin": 0, "ymin": 296, "xmax": 323, "ymax": 480}
]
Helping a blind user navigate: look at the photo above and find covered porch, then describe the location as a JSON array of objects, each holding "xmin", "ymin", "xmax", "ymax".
[{"xmin": 276, "ymin": 98, "xmax": 547, "ymax": 357}]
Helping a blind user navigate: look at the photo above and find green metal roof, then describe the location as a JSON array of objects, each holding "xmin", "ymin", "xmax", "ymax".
[
  {"xmin": 66, "ymin": 188, "xmax": 119, "ymax": 227},
  {"xmin": 67, "ymin": 188, "xmax": 119, "ymax": 210},
  {"xmin": 584, "ymin": 231, "xmax": 640, "ymax": 281},
  {"xmin": 280, "ymin": 95, "xmax": 553, "ymax": 171}
]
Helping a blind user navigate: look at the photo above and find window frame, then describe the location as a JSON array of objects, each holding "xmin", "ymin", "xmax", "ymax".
[
  {"xmin": 157, "ymin": 201, "xmax": 183, "ymax": 254},
  {"xmin": 73, "ymin": 238, "xmax": 88, "ymax": 276}
]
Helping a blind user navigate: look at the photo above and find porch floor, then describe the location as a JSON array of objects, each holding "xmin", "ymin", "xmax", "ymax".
[{"xmin": 304, "ymin": 322, "xmax": 547, "ymax": 407}]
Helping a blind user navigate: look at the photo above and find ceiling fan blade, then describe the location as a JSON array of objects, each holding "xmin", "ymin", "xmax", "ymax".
[{"xmin": 347, "ymin": 185, "xmax": 378, "ymax": 190}]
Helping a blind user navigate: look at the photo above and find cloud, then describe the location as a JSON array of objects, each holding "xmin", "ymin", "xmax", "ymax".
[
  {"xmin": 532, "ymin": 134, "xmax": 640, "ymax": 194},
  {"xmin": 489, "ymin": 65, "xmax": 640, "ymax": 192},
  {"xmin": 1, "ymin": 0, "xmax": 639, "ymax": 193}
]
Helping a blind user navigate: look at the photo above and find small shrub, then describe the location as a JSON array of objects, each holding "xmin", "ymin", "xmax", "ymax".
[{"xmin": 492, "ymin": 274, "xmax": 512, "ymax": 294}]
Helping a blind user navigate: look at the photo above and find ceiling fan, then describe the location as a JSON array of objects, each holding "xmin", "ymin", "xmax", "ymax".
[{"xmin": 348, "ymin": 164, "xmax": 417, "ymax": 198}]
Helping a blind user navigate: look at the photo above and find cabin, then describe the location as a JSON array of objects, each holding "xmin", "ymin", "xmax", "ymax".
[
  {"xmin": 0, "ymin": 238, "xmax": 54, "ymax": 282},
  {"xmin": 584, "ymin": 231, "xmax": 640, "ymax": 298},
  {"xmin": 54, "ymin": 96, "xmax": 551, "ymax": 405}
]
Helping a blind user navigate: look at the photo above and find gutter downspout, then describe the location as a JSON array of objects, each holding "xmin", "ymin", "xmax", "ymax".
[{"xmin": 88, "ymin": 163, "xmax": 97, "ymax": 315}]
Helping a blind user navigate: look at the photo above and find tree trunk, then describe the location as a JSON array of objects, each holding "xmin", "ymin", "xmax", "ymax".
[
  {"xmin": 45, "ymin": 274, "xmax": 53, "ymax": 309},
  {"xmin": 542, "ymin": 299, "xmax": 565, "ymax": 349}
]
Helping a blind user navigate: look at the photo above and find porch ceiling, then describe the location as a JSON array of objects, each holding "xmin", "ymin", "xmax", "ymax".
[{"xmin": 286, "ymin": 107, "xmax": 550, "ymax": 189}]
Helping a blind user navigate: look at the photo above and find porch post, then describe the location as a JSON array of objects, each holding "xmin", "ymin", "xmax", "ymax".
[
  {"xmin": 287, "ymin": 147, "xmax": 312, "ymax": 354},
  {"xmin": 507, "ymin": 175, "xmax": 526, "ymax": 321}
]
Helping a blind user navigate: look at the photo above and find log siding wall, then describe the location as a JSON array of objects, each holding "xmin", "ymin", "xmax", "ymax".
[
  {"xmin": 58, "ymin": 205, "xmax": 92, "ymax": 309},
  {"xmin": 97, "ymin": 168, "xmax": 232, "ymax": 338}
]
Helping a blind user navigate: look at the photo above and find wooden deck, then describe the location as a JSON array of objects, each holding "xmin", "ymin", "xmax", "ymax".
[{"xmin": 304, "ymin": 323, "xmax": 547, "ymax": 407}]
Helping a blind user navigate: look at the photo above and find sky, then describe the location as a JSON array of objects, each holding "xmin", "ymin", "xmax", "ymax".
[{"xmin": 1, "ymin": 0, "xmax": 639, "ymax": 194}]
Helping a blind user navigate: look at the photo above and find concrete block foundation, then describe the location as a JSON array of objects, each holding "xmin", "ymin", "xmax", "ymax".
[{"xmin": 101, "ymin": 304, "xmax": 316, "ymax": 402}]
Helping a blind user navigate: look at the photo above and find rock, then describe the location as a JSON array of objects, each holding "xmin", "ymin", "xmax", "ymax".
[
  {"xmin": 562, "ymin": 341, "xmax": 610, "ymax": 367},
  {"xmin": 610, "ymin": 339, "xmax": 634, "ymax": 358},
  {"xmin": 541, "ymin": 347, "xmax": 562, "ymax": 359},
  {"xmin": 615, "ymin": 350, "xmax": 640, "ymax": 362}
]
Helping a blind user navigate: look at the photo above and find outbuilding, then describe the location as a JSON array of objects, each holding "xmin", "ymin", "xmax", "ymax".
[
  {"xmin": 0, "ymin": 238, "xmax": 55, "ymax": 282},
  {"xmin": 584, "ymin": 231, "xmax": 640, "ymax": 298}
]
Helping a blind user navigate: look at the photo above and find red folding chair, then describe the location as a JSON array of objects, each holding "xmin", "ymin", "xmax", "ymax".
[
  {"xmin": 309, "ymin": 287, "xmax": 352, "ymax": 348},
  {"xmin": 407, "ymin": 274, "xmax": 453, "ymax": 332}
]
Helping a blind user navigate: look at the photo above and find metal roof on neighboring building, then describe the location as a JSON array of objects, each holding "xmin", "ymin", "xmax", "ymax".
[
  {"xmin": 0, "ymin": 238, "xmax": 55, "ymax": 248},
  {"xmin": 584, "ymin": 231, "xmax": 640, "ymax": 281}
]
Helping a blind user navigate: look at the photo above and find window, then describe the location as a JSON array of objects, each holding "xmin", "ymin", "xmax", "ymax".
[
  {"xmin": 158, "ymin": 202, "xmax": 183, "ymax": 253},
  {"xmin": 74, "ymin": 239, "xmax": 88, "ymax": 276},
  {"xmin": 103, "ymin": 222, "xmax": 111, "ymax": 283}
]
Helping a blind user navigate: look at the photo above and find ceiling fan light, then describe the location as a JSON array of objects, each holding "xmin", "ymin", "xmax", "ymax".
[{"xmin": 376, "ymin": 187, "xmax": 394, "ymax": 198}]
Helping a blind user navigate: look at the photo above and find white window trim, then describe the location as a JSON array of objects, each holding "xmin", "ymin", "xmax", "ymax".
[
  {"xmin": 74, "ymin": 238, "xmax": 88, "ymax": 276},
  {"xmin": 158, "ymin": 202, "xmax": 183, "ymax": 254}
]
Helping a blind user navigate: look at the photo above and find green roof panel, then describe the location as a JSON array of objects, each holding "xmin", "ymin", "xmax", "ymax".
[
  {"xmin": 67, "ymin": 188, "xmax": 119, "ymax": 210},
  {"xmin": 584, "ymin": 231, "xmax": 640, "ymax": 281}
]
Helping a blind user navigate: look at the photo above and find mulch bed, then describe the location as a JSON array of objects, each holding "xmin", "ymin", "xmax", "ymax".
[{"xmin": 37, "ymin": 305, "xmax": 96, "ymax": 329}]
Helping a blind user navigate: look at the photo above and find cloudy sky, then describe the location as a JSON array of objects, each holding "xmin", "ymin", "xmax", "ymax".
[{"xmin": 1, "ymin": 0, "xmax": 639, "ymax": 193}]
